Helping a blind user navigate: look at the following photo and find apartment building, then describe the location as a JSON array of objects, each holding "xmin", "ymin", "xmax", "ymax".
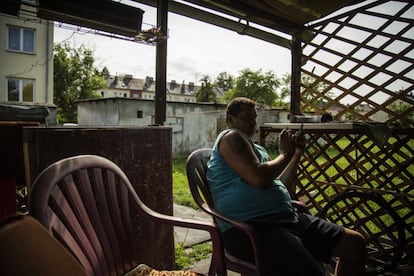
[
  {"xmin": 0, "ymin": 1, "xmax": 55, "ymax": 124},
  {"xmin": 100, "ymin": 74, "xmax": 200, "ymax": 103}
]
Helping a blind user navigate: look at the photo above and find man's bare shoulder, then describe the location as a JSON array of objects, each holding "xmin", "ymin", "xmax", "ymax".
[{"xmin": 220, "ymin": 129, "xmax": 251, "ymax": 155}]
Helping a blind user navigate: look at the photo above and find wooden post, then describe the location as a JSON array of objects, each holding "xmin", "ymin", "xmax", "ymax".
[
  {"xmin": 155, "ymin": 0, "xmax": 168, "ymax": 125},
  {"xmin": 290, "ymin": 32, "xmax": 301, "ymax": 121}
]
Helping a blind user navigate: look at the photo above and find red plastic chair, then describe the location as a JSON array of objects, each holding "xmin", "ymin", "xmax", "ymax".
[
  {"xmin": 186, "ymin": 148, "xmax": 311, "ymax": 276},
  {"xmin": 186, "ymin": 148, "xmax": 264, "ymax": 276},
  {"xmin": 29, "ymin": 154, "xmax": 226, "ymax": 276}
]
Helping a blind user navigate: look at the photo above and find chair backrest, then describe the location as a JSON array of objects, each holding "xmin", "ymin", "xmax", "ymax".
[
  {"xmin": 29, "ymin": 154, "xmax": 227, "ymax": 276},
  {"xmin": 185, "ymin": 148, "xmax": 215, "ymax": 214},
  {"xmin": 29, "ymin": 155, "xmax": 143, "ymax": 275}
]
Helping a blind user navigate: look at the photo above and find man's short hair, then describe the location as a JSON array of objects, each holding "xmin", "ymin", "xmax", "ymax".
[{"xmin": 226, "ymin": 97, "xmax": 256, "ymax": 118}]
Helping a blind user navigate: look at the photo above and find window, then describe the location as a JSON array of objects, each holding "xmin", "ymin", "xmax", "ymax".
[
  {"xmin": 7, "ymin": 26, "xmax": 35, "ymax": 53},
  {"xmin": 7, "ymin": 78, "xmax": 35, "ymax": 102}
]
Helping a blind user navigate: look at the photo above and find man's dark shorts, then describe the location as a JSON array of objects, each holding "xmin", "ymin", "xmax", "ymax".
[{"xmin": 222, "ymin": 212, "xmax": 344, "ymax": 276}]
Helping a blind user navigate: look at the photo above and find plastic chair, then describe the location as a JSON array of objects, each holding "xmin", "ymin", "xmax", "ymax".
[
  {"xmin": 29, "ymin": 154, "xmax": 226, "ymax": 276},
  {"xmin": 186, "ymin": 148, "xmax": 264, "ymax": 276}
]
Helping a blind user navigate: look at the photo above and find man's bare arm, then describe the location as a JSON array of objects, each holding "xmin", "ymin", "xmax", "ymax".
[
  {"xmin": 219, "ymin": 130, "xmax": 289, "ymax": 189},
  {"xmin": 279, "ymin": 126, "xmax": 306, "ymax": 190}
]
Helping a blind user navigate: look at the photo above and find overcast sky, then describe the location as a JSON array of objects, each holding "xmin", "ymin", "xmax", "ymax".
[{"xmin": 53, "ymin": 2, "xmax": 292, "ymax": 85}]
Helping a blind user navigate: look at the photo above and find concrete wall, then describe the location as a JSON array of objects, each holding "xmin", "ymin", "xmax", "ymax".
[
  {"xmin": 77, "ymin": 98, "xmax": 228, "ymax": 156},
  {"xmin": 78, "ymin": 97, "xmax": 291, "ymax": 156}
]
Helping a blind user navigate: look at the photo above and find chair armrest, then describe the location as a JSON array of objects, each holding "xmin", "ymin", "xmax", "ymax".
[
  {"xmin": 200, "ymin": 203, "xmax": 262, "ymax": 271},
  {"xmin": 135, "ymin": 198, "xmax": 226, "ymax": 275},
  {"xmin": 201, "ymin": 203, "xmax": 256, "ymax": 233}
]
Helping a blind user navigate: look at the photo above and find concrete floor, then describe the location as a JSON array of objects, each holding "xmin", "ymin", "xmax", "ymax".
[{"xmin": 173, "ymin": 204, "xmax": 239, "ymax": 275}]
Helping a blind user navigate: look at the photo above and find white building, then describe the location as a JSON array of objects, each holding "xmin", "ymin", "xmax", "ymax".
[
  {"xmin": 100, "ymin": 74, "xmax": 200, "ymax": 104},
  {"xmin": 0, "ymin": 1, "xmax": 55, "ymax": 124}
]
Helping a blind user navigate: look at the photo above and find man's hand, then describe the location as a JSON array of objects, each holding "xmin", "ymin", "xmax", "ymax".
[
  {"xmin": 279, "ymin": 129, "xmax": 296, "ymax": 158},
  {"xmin": 294, "ymin": 124, "xmax": 306, "ymax": 155}
]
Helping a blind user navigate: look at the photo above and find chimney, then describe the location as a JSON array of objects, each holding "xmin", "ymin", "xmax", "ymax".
[
  {"xmin": 181, "ymin": 81, "xmax": 186, "ymax": 94},
  {"xmin": 144, "ymin": 76, "xmax": 154, "ymax": 90},
  {"xmin": 189, "ymin": 82, "xmax": 195, "ymax": 93}
]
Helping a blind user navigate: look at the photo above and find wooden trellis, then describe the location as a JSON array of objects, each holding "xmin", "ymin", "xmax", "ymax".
[
  {"xmin": 292, "ymin": 1, "xmax": 414, "ymax": 267},
  {"xmin": 301, "ymin": 0, "xmax": 414, "ymax": 127},
  {"xmin": 295, "ymin": 126, "xmax": 413, "ymax": 270},
  {"xmin": 260, "ymin": 124, "xmax": 413, "ymax": 271},
  {"xmin": 259, "ymin": 0, "xmax": 413, "ymax": 270}
]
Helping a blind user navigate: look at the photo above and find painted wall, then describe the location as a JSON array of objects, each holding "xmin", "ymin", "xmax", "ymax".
[
  {"xmin": 77, "ymin": 98, "xmax": 291, "ymax": 156},
  {"xmin": 0, "ymin": 5, "xmax": 56, "ymax": 125},
  {"xmin": 0, "ymin": 7, "xmax": 54, "ymax": 105},
  {"xmin": 77, "ymin": 98, "xmax": 228, "ymax": 156}
]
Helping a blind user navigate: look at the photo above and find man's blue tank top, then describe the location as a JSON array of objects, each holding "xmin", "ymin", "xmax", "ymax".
[{"xmin": 206, "ymin": 129, "xmax": 294, "ymax": 231}]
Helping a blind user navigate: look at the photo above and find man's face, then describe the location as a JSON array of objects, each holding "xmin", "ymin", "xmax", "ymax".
[{"xmin": 231, "ymin": 105, "xmax": 257, "ymax": 136}]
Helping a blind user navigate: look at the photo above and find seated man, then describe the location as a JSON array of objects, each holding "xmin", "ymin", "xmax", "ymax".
[{"xmin": 206, "ymin": 97, "xmax": 366, "ymax": 276}]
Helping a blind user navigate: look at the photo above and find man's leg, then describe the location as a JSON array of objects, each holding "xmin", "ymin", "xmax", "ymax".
[
  {"xmin": 332, "ymin": 228, "xmax": 366, "ymax": 276},
  {"xmin": 223, "ymin": 225, "xmax": 325, "ymax": 276},
  {"xmin": 261, "ymin": 227, "xmax": 325, "ymax": 276}
]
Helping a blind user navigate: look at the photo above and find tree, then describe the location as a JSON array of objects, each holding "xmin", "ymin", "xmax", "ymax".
[
  {"xmin": 195, "ymin": 75, "xmax": 217, "ymax": 102},
  {"xmin": 214, "ymin": 71, "xmax": 234, "ymax": 92},
  {"xmin": 276, "ymin": 73, "xmax": 291, "ymax": 109},
  {"xmin": 223, "ymin": 68, "xmax": 280, "ymax": 106},
  {"xmin": 300, "ymin": 73, "xmax": 334, "ymax": 112},
  {"xmin": 54, "ymin": 42, "xmax": 105, "ymax": 124},
  {"xmin": 101, "ymin": 66, "xmax": 110, "ymax": 78},
  {"xmin": 387, "ymin": 89, "xmax": 414, "ymax": 127}
]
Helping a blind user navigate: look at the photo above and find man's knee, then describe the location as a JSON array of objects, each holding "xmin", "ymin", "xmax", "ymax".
[
  {"xmin": 350, "ymin": 230, "xmax": 366, "ymax": 259},
  {"xmin": 333, "ymin": 228, "xmax": 366, "ymax": 260}
]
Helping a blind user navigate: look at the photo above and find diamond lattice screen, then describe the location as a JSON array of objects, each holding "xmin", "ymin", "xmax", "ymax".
[{"xmin": 301, "ymin": 0, "xmax": 413, "ymax": 127}]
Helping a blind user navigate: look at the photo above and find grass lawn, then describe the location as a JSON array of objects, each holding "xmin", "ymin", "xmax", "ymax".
[
  {"xmin": 172, "ymin": 157, "xmax": 211, "ymax": 269},
  {"xmin": 173, "ymin": 157, "xmax": 198, "ymax": 209}
]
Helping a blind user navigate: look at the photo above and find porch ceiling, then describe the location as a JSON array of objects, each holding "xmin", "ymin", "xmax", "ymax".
[
  {"xmin": 25, "ymin": 0, "xmax": 367, "ymax": 48},
  {"xmin": 176, "ymin": 0, "xmax": 365, "ymax": 34},
  {"xmin": 130, "ymin": 0, "xmax": 366, "ymax": 48}
]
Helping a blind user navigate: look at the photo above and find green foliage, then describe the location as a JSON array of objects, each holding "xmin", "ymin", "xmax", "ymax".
[
  {"xmin": 175, "ymin": 242, "xmax": 212, "ymax": 269},
  {"xmin": 301, "ymin": 73, "xmax": 334, "ymax": 112},
  {"xmin": 53, "ymin": 42, "xmax": 105, "ymax": 124},
  {"xmin": 223, "ymin": 68, "xmax": 280, "ymax": 106},
  {"xmin": 276, "ymin": 73, "xmax": 291, "ymax": 109},
  {"xmin": 195, "ymin": 75, "xmax": 217, "ymax": 103},
  {"xmin": 101, "ymin": 66, "xmax": 110, "ymax": 77},
  {"xmin": 387, "ymin": 90, "xmax": 414, "ymax": 127},
  {"xmin": 214, "ymin": 71, "xmax": 234, "ymax": 92},
  {"xmin": 173, "ymin": 157, "xmax": 198, "ymax": 209}
]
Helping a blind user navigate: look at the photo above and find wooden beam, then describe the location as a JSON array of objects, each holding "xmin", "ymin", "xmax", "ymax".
[
  {"xmin": 133, "ymin": 0, "xmax": 291, "ymax": 49},
  {"xmin": 290, "ymin": 33, "xmax": 301, "ymax": 120},
  {"xmin": 154, "ymin": 0, "xmax": 168, "ymax": 125}
]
